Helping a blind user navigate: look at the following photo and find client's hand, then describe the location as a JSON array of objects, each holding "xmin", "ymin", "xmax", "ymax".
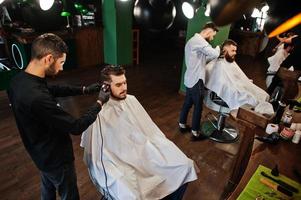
[{"xmin": 84, "ymin": 83, "xmax": 101, "ymax": 95}]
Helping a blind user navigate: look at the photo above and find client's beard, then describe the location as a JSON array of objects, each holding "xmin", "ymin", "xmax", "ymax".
[
  {"xmin": 225, "ymin": 53, "xmax": 235, "ymax": 63},
  {"xmin": 111, "ymin": 91, "xmax": 127, "ymax": 100}
]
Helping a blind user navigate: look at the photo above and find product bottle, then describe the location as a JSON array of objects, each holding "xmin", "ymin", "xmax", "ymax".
[
  {"xmin": 282, "ymin": 103, "xmax": 295, "ymax": 127},
  {"xmin": 282, "ymin": 111, "xmax": 293, "ymax": 127},
  {"xmin": 274, "ymin": 101, "xmax": 286, "ymax": 124},
  {"xmin": 292, "ymin": 130, "xmax": 301, "ymax": 144},
  {"xmin": 270, "ymin": 89, "xmax": 282, "ymax": 111}
]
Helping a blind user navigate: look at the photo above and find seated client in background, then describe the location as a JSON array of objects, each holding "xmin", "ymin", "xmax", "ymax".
[
  {"xmin": 81, "ymin": 66, "xmax": 198, "ymax": 200},
  {"xmin": 205, "ymin": 39, "xmax": 270, "ymax": 110}
]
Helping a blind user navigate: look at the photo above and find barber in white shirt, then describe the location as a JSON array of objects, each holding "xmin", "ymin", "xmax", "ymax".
[{"xmin": 179, "ymin": 22, "xmax": 220, "ymax": 141}]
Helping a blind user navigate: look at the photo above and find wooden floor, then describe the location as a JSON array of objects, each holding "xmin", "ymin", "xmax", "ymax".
[{"xmin": 0, "ymin": 40, "xmax": 269, "ymax": 199}]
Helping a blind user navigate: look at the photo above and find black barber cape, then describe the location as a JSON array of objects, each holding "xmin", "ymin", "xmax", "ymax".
[{"xmin": 8, "ymin": 71, "xmax": 101, "ymax": 172}]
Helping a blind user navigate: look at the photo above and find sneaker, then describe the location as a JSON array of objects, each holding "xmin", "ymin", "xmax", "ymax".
[
  {"xmin": 190, "ymin": 132, "xmax": 208, "ymax": 141},
  {"xmin": 178, "ymin": 123, "xmax": 191, "ymax": 133}
]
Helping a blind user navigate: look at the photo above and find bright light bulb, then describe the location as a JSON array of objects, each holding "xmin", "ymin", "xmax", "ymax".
[
  {"xmin": 40, "ymin": 0, "xmax": 54, "ymax": 11},
  {"xmin": 205, "ymin": 3, "xmax": 211, "ymax": 17},
  {"xmin": 251, "ymin": 8, "xmax": 261, "ymax": 18},
  {"xmin": 261, "ymin": 5, "xmax": 269, "ymax": 12},
  {"xmin": 182, "ymin": 2, "xmax": 194, "ymax": 19},
  {"xmin": 172, "ymin": 6, "xmax": 177, "ymax": 18}
]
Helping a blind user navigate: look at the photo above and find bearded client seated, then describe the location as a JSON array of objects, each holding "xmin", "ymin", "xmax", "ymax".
[
  {"xmin": 205, "ymin": 39, "xmax": 270, "ymax": 111},
  {"xmin": 80, "ymin": 66, "xmax": 198, "ymax": 200}
]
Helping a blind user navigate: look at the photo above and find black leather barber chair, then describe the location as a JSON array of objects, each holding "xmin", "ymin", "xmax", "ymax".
[
  {"xmin": 268, "ymin": 68, "xmax": 301, "ymax": 104},
  {"xmin": 202, "ymin": 91, "xmax": 239, "ymax": 143}
]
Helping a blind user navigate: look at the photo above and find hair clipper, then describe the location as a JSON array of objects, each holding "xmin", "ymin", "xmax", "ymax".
[{"xmin": 100, "ymin": 82, "xmax": 110, "ymax": 93}]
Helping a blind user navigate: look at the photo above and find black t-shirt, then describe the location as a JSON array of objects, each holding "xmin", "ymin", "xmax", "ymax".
[{"xmin": 8, "ymin": 71, "xmax": 101, "ymax": 172}]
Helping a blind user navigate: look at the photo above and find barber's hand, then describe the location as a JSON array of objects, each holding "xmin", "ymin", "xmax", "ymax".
[
  {"xmin": 98, "ymin": 85, "xmax": 110, "ymax": 104},
  {"xmin": 83, "ymin": 83, "xmax": 100, "ymax": 95}
]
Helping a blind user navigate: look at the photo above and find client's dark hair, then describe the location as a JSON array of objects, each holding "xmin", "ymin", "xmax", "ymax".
[
  {"xmin": 100, "ymin": 65, "xmax": 126, "ymax": 83},
  {"xmin": 220, "ymin": 39, "xmax": 237, "ymax": 57},
  {"xmin": 221, "ymin": 39, "xmax": 237, "ymax": 49},
  {"xmin": 31, "ymin": 33, "xmax": 68, "ymax": 60}
]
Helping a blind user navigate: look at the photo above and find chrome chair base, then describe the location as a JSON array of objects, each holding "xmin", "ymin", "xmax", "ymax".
[{"xmin": 202, "ymin": 113, "xmax": 239, "ymax": 143}]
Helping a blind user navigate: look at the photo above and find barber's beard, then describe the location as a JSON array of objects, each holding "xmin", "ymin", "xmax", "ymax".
[
  {"xmin": 45, "ymin": 63, "xmax": 57, "ymax": 76},
  {"xmin": 225, "ymin": 53, "xmax": 235, "ymax": 63},
  {"xmin": 205, "ymin": 37, "xmax": 212, "ymax": 42},
  {"xmin": 205, "ymin": 35, "xmax": 213, "ymax": 42}
]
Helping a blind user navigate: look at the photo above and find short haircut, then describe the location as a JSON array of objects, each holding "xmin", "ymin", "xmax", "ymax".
[
  {"xmin": 100, "ymin": 65, "xmax": 126, "ymax": 83},
  {"xmin": 202, "ymin": 22, "xmax": 219, "ymax": 32},
  {"xmin": 219, "ymin": 39, "xmax": 237, "ymax": 57},
  {"xmin": 286, "ymin": 32, "xmax": 296, "ymax": 37},
  {"xmin": 31, "ymin": 33, "xmax": 68, "ymax": 60},
  {"xmin": 221, "ymin": 39, "xmax": 237, "ymax": 50}
]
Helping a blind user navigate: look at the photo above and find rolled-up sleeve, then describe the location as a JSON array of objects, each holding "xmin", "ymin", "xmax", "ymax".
[{"xmin": 192, "ymin": 43, "xmax": 220, "ymax": 61}]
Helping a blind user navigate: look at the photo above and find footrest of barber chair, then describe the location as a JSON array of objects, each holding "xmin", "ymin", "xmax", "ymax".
[
  {"xmin": 201, "ymin": 120, "xmax": 239, "ymax": 143},
  {"xmin": 209, "ymin": 128, "xmax": 239, "ymax": 143}
]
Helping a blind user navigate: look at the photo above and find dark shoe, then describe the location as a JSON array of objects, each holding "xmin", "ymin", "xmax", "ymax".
[
  {"xmin": 190, "ymin": 133, "xmax": 208, "ymax": 141},
  {"xmin": 179, "ymin": 125, "xmax": 191, "ymax": 133}
]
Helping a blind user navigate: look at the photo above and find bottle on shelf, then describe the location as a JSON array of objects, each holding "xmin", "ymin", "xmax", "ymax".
[
  {"xmin": 282, "ymin": 104, "xmax": 294, "ymax": 127},
  {"xmin": 274, "ymin": 101, "xmax": 286, "ymax": 124}
]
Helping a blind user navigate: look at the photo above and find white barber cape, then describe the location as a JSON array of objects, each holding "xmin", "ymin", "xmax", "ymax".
[
  {"xmin": 80, "ymin": 95, "xmax": 197, "ymax": 200},
  {"xmin": 205, "ymin": 58, "xmax": 270, "ymax": 110}
]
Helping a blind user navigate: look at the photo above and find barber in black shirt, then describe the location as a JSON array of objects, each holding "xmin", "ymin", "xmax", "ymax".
[{"xmin": 8, "ymin": 33, "xmax": 110, "ymax": 200}]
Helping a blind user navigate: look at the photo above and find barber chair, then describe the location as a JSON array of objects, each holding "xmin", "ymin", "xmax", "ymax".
[
  {"xmin": 202, "ymin": 90, "xmax": 239, "ymax": 143},
  {"xmin": 277, "ymin": 68, "xmax": 301, "ymax": 103}
]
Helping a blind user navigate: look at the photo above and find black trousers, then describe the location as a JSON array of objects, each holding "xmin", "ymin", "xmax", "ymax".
[
  {"xmin": 179, "ymin": 79, "xmax": 205, "ymax": 132},
  {"xmin": 40, "ymin": 162, "xmax": 79, "ymax": 200}
]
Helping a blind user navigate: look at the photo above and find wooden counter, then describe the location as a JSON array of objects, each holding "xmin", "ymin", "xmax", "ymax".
[
  {"xmin": 10, "ymin": 29, "xmax": 74, "ymax": 44},
  {"xmin": 9, "ymin": 26, "xmax": 103, "ymax": 68},
  {"xmin": 228, "ymin": 111, "xmax": 301, "ymax": 199}
]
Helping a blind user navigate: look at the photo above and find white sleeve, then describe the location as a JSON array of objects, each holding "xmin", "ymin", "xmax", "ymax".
[
  {"xmin": 191, "ymin": 43, "xmax": 220, "ymax": 61},
  {"xmin": 204, "ymin": 45, "xmax": 220, "ymax": 61}
]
